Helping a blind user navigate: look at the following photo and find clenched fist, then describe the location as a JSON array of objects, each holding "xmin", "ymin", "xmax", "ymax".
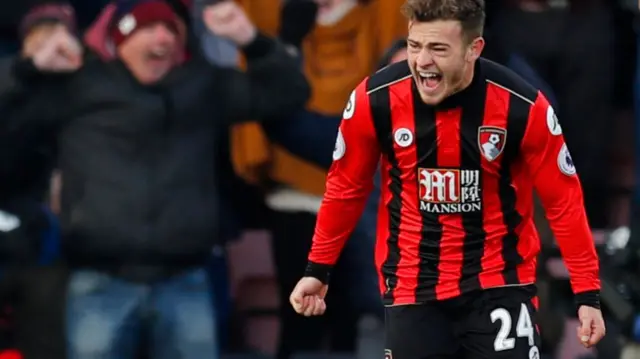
[
  {"xmin": 203, "ymin": 1, "xmax": 256, "ymax": 46},
  {"xmin": 577, "ymin": 305, "xmax": 606, "ymax": 348},
  {"xmin": 289, "ymin": 277, "xmax": 328, "ymax": 317},
  {"xmin": 27, "ymin": 24, "xmax": 82, "ymax": 72}
]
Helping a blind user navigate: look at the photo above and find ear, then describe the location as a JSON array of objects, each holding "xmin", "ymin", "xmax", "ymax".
[{"xmin": 466, "ymin": 36, "xmax": 485, "ymax": 62}]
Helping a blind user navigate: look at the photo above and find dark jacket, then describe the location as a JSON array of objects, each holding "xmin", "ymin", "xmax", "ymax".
[
  {"xmin": 0, "ymin": 59, "xmax": 58, "ymax": 200},
  {"xmin": 0, "ymin": 57, "xmax": 57, "ymax": 267},
  {"xmin": 1, "ymin": 34, "xmax": 309, "ymax": 280}
]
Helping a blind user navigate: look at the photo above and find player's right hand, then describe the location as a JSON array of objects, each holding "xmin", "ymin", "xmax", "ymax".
[
  {"xmin": 289, "ymin": 276, "xmax": 328, "ymax": 317},
  {"xmin": 577, "ymin": 305, "xmax": 606, "ymax": 348}
]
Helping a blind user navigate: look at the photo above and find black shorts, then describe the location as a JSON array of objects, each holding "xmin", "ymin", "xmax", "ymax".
[{"xmin": 385, "ymin": 286, "xmax": 541, "ymax": 359}]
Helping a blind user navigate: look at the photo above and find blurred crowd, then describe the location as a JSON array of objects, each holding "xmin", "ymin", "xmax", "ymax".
[{"xmin": 0, "ymin": 0, "xmax": 638, "ymax": 359}]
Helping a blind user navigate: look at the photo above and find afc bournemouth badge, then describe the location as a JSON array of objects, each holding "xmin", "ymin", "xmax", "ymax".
[
  {"xmin": 384, "ymin": 349, "xmax": 393, "ymax": 359},
  {"xmin": 477, "ymin": 126, "xmax": 507, "ymax": 162}
]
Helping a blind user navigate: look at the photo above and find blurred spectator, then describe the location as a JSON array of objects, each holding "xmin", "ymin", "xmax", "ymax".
[
  {"xmin": 229, "ymin": 0, "xmax": 410, "ymax": 181},
  {"xmin": 633, "ymin": 0, "xmax": 640, "ymax": 218},
  {"xmin": 192, "ymin": 0, "xmax": 238, "ymax": 66},
  {"xmin": 0, "ymin": 0, "xmax": 637, "ymax": 358},
  {"xmin": 0, "ymin": 16, "xmax": 70, "ymax": 357},
  {"xmin": 190, "ymin": 0, "xmax": 246, "ymax": 347},
  {"xmin": 262, "ymin": 7, "xmax": 380, "ymax": 352},
  {"xmin": 88, "ymin": 2, "xmax": 247, "ymax": 348},
  {"xmin": 377, "ymin": 38, "xmax": 407, "ymax": 69},
  {"xmin": 0, "ymin": 1, "xmax": 309, "ymax": 359},
  {"xmin": 491, "ymin": 0, "xmax": 615, "ymax": 229},
  {"xmin": 228, "ymin": 1, "xmax": 407, "ymax": 358}
]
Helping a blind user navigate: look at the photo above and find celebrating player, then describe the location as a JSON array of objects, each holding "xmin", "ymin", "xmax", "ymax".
[{"xmin": 289, "ymin": 0, "xmax": 605, "ymax": 358}]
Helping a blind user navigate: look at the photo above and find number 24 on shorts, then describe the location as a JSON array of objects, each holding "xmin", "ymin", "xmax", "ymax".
[{"xmin": 491, "ymin": 303, "xmax": 536, "ymax": 352}]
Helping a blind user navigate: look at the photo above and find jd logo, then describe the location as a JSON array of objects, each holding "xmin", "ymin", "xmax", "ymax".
[{"xmin": 394, "ymin": 128, "xmax": 413, "ymax": 147}]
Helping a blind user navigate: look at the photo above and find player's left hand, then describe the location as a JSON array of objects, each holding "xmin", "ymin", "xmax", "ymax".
[
  {"xmin": 203, "ymin": 1, "xmax": 257, "ymax": 46},
  {"xmin": 577, "ymin": 305, "xmax": 606, "ymax": 348}
]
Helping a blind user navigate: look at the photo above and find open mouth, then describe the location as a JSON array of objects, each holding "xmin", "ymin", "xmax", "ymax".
[
  {"xmin": 146, "ymin": 48, "xmax": 172, "ymax": 62},
  {"xmin": 418, "ymin": 71, "xmax": 443, "ymax": 92}
]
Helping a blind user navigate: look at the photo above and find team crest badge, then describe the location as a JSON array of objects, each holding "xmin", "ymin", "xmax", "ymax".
[
  {"xmin": 384, "ymin": 349, "xmax": 393, "ymax": 359},
  {"xmin": 477, "ymin": 126, "xmax": 507, "ymax": 162}
]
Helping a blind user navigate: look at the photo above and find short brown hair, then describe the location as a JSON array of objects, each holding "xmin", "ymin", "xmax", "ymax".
[{"xmin": 401, "ymin": 0, "xmax": 485, "ymax": 40}]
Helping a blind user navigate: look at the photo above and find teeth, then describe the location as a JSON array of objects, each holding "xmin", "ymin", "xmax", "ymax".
[{"xmin": 419, "ymin": 72, "xmax": 440, "ymax": 79}]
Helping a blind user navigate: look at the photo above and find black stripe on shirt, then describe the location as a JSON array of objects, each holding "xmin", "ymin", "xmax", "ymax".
[
  {"xmin": 499, "ymin": 93, "xmax": 530, "ymax": 285},
  {"xmin": 369, "ymin": 86, "xmax": 402, "ymax": 303},
  {"xmin": 412, "ymin": 83, "xmax": 442, "ymax": 301}
]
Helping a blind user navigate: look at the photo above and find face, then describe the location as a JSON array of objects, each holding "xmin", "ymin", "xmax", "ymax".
[
  {"xmin": 407, "ymin": 20, "xmax": 484, "ymax": 105},
  {"xmin": 117, "ymin": 22, "xmax": 180, "ymax": 84}
]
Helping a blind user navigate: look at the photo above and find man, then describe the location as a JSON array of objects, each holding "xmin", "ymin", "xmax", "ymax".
[
  {"xmin": 288, "ymin": 0, "xmax": 604, "ymax": 358},
  {"xmin": 0, "ymin": 6, "xmax": 76, "ymax": 359},
  {"xmin": 3, "ymin": 1, "xmax": 309, "ymax": 358}
]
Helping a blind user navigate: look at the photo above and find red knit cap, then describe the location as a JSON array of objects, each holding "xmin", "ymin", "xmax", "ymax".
[{"xmin": 111, "ymin": 0, "xmax": 182, "ymax": 47}]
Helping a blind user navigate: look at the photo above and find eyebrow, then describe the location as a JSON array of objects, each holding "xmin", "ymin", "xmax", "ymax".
[{"xmin": 407, "ymin": 39, "xmax": 450, "ymax": 48}]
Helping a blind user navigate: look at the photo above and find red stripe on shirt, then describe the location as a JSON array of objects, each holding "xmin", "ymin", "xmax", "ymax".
[
  {"xmin": 434, "ymin": 109, "xmax": 465, "ymax": 300},
  {"xmin": 478, "ymin": 83, "xmax": 511, "ymax": 288}
]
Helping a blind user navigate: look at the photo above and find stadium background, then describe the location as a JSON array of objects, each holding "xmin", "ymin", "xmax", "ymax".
[{"xmin": 0, "ymin": 0, "xmax": 638, "ymax": 359}]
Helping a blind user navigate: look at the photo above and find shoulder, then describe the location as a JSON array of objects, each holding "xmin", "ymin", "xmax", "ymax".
[
  {"xmin": 366, "ymin": 60, "xmax": 412, "ymax": 94},
  {"xmin": 64, "ymin": 49, "xmax": 113, "ymax": 81},
  {"xmin": 341, "ymin": 62, "xmax": 411, "ymax": 123},
  {"xmin": 478, "ymin": 58, "xmax": 555, "ymax": 148},
  {"xmin": 79, "ymin": 53, "xmax": 106, "ymax": 72},
  {"xmin": 479, "ymin": 57, "xmax": 540, "ymax": 110},
  {"xmin": 478, "ymin": 58, "xmax": 550, "ymax": 138},
  {"xmin": 355, "ymin": 61, "xmax": 413, "ymax": 117},
  {"xmin": 479, "ymin": 59, "xmax": 562, "ymax": 151}
]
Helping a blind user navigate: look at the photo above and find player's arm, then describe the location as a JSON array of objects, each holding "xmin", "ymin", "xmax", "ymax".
[
  {"xmin": 304, "ymin": 81, "xmax": 381, "ymax": 283},
  {"xmin": 521, "ymin": 92, "xmax": 601, "ymax": 309}
]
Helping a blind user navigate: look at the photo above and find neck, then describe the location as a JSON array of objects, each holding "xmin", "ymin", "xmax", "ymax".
[{"xmin": 450, "ymin": 62, "xmax": 476, "ymax": 96}]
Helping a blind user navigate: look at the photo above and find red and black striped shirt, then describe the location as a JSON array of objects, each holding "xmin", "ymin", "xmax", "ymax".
[{"xmin": 306, "ymin": 59, "xmax": 600, "ymax": 306}]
